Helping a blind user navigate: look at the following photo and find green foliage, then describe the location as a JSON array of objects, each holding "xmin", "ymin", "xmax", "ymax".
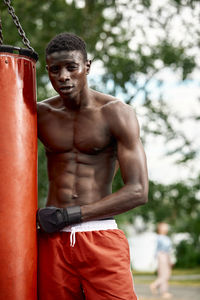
[
  {"xmin": 158, "ymin": 42, "xmax": 196, "ymax": 80},
  {"xmin": 176, "ymin": 240, "xmax": 200, "ymax": 268},
  {"xmin": 38, "ymin": 140, "xmax": 48, "ymax": 208},
  {"xmin": 115, "ymin": 173, "xmax": 200, "ymax": 228}
]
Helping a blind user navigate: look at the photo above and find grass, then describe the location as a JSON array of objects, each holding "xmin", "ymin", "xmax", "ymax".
[
  {"xmin": 172, "ymin": 268, "xmax": 200, "ymax": 275},
  {"xmin": 132, "ymin": 268, "xmax": 200, "ymax": 286},
  {"xmin": 170, "ymin": 280, "xmax": 200, "ymax": 286},
  {"xmin": 132, "ymin": 267, "xmax": 200, "ymax": 276},
  {"xmin": 134, "ymin": 278, "xmax": 200, "ymax": 286}
]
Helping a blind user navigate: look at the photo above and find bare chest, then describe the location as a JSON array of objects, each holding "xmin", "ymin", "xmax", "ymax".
[{"xmin": 38, "ymin": 109, "xmax": 113, "ymax": 154}]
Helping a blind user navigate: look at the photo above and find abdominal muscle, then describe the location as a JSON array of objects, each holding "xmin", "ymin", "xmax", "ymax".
[{"xmin": 45, "ymin": 149, "xmax": 116, "ymax": 208}]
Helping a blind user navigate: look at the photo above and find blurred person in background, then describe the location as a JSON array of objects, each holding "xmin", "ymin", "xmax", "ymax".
[{"xmin": 150, "ymin": 222, "xmax": 173, "ymax": 299}]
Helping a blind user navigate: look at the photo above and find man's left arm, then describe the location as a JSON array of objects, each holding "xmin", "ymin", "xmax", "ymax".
[{"xmin": 81, "ymin": 102, "xmax": 148, "ymax": 221}]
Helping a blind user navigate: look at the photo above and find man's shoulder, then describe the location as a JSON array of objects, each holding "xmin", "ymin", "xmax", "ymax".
[
  {"xmin": 37, "ymin": 96, "xmax": 60, "ymax": 114},
  {"xmin": 99, "ymin": 95, "xmax": 135, "ymax": 121},
  {"xmin": 94, "ymin": 92, "xmax": 138, "ymax": 138},
  {"xmin": 92, "ymin": 89, "xmax": 132, "ymax": 114}
]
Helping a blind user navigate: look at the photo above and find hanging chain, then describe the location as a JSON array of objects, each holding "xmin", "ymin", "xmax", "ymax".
[
  {"xmin": 0, "ymin": 15, "xmax": 3, "ymax": 45},
  {"xmin": 3, "ymin": 0, "xmax": 34, "ymax": 51}
]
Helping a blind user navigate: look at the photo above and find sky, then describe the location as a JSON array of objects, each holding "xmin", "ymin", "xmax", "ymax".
[{"xmin": 135, "ymin": 78, "xmax": 200, "ymax": 184}]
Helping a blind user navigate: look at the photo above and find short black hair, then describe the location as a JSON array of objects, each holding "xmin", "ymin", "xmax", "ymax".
[{"xmin": 45, "ymin": 32, "xmax": 87, "ymax": 61}]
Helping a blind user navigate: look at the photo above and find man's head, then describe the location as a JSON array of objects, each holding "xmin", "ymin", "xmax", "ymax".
[
  {"xmin": 45, "ymin": 32, "xmax": 87, "ymax": 61},
  {"xmin": 45, "ymin": 33, "xmax": 91, "ymax": 101}
]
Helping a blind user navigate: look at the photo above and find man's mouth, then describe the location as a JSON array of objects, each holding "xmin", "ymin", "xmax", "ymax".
[{"xmin": 59, "ymin": 85, "xmax": 74, "ymax": 93}]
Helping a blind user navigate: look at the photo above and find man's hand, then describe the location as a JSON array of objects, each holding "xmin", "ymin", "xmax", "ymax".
[{"xmin": 37, "ymin": 206, "xmax": 81, "ymax": 233}]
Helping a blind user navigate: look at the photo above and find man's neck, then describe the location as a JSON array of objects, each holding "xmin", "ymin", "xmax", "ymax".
[{"xmin": 61, "ymin": 87, "xmax": 92, "ymax": 111}]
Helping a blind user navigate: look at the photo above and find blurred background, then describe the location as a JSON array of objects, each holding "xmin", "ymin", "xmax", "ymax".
[{"xmin": 0, "ymin": 0, "xmax": 199, "ymax": 298}]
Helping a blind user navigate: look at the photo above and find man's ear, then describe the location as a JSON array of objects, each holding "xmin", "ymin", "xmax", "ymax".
[
  {"xmin": 46, "ymin": 65, "xmax": 49, "ymax": 71},
  {"xmin": 86, "ymin": 60, "xmax": 91, "ymax": 75}
]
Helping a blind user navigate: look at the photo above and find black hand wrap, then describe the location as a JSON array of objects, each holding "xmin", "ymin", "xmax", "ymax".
[{"xmin": 37, "ymin": 206, "xmax": 82, "ymax": 233}]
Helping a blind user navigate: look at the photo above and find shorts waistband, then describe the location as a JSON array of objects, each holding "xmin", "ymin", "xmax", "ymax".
[
  {"xmin": 61, "ymin": 219, "xmax": 118, "ymax": 233},
  {"xmin": 60, "ymin": 220, "xmax": 118, "ymax": 247}
]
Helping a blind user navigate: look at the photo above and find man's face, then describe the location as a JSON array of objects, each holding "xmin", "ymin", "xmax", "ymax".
[{"xmin": 46, "ymin": 50, "xmax": 91, "ymax": 99}]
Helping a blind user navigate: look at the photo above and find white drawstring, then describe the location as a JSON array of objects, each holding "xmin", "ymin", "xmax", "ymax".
[
  {"xmin": 70, "ymin": 228, "xmax": 76, "ymax": 247},
  {"xmin": 60, "ymin": 220, "xmax": 118, "ymax": 247}
]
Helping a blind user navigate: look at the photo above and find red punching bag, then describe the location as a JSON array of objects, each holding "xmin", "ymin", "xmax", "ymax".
[{"xmin": 0, "ymin": 46, "xmax": 38, "ymax": 299}]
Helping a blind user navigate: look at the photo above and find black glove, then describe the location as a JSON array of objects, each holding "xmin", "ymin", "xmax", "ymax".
[{"xmin": 37, "ymin": 206, "xmax": 81, "ymax": 233}]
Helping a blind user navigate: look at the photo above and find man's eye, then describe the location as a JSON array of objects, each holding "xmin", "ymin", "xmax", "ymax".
[
  {"xmin": 68, "ymin": 66, "xmax": 77, "ymax": 71},
  {"xmin": 50, "ymin": 66, "xmax": 59, "ymax": 73}
]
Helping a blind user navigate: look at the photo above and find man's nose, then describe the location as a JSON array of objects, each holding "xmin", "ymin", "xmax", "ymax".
[{"xmin": 58, "ymin": 68, "xmax": 70, "ymax": 81}]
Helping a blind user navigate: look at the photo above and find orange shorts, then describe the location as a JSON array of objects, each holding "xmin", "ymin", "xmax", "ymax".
[{"xmin": 38, "ymin": 226, "xmax": 137, "ymax": 300}]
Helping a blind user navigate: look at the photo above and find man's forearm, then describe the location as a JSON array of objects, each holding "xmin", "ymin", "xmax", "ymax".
[{"xmin": 81, "ymin": 183, "xmax": 148, "ymax": 222}]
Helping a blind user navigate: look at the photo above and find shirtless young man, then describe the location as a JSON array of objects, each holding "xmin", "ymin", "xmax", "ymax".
[{"xmin": 37, "ymin": 33, "xmax": 148, "ymax": 300}]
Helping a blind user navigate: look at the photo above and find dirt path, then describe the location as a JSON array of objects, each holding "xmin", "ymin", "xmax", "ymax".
[
  {"xmin": 135, "ymin": 283, "xmax": 200, "ymax": 300},
  {"xmin": 133, "ymin": 275, "xmax": 200, "ymax": 300}
]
